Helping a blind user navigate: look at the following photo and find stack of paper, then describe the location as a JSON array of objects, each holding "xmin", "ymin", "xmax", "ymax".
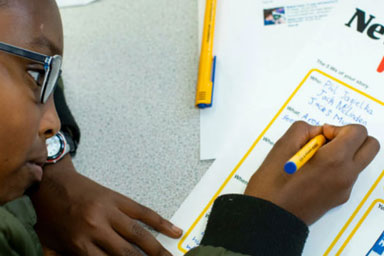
[
  {"xmin": 56, "ymin": 0, "xmax": 97, "ymax": 7},
  {"xmin": 199, "ymin": 0, "xmax": 339, "ymax": 160},
  {"xmin": 160, "ymin": 0, "xmax": 384, "ymax": 255}
]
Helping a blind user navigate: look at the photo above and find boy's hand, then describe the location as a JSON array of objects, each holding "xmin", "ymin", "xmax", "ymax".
[
  {"xmin": 43, "ymin": 246, "xmax": 61, "ymax": 256},
  {"xmin": 31, "ymin": 155, "xmax": 182, "ymax": 256},
  {"xmin": 245, "ymin": 121, "xmax": 380, "ymax": 225}
]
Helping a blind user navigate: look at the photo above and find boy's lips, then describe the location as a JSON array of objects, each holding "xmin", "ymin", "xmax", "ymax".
[
  {"xmin": 26, "ymin": 155, "xmax": 46, "ymax": 182},
  {"xmin": 26, "ymin": 161, "xmax": 43, "ymax": 182}
]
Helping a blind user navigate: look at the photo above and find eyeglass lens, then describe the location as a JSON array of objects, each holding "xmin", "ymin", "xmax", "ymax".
[{"xmin": 41, "ymin": 55, "xmax": 62, "ymax": 103}]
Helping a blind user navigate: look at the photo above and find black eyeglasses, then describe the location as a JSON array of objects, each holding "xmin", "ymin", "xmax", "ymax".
[{"xmin": 0, "ymin": 41, "xmax": 62, "ymax": 104}]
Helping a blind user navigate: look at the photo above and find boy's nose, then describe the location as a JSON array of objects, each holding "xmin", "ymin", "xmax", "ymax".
[{"xmin": 39, "ymin": 96, "xmax": 61, "ymax": 139}]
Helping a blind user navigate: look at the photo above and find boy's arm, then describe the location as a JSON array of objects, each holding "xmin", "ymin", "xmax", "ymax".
[
  {"xmin": 30, "ymin": 82, "xmax": 181, "ymax": 255},
  {"xmin": 31, "ymin": 155, "xmax": 181, "ymax": 256},
  {"xmin": 186, "ymin": 122, "xmax": 379, "ymax": 256}
]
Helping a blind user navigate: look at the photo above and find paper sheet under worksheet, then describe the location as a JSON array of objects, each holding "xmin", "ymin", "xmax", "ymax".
[
  {"xmin": 161, "ymin": 0, "xmax": 384, "ymax": 255},
  {"xmin": 199, "ymin": 0, "xmax": 340, "ymax": 160},
  {"xmin": 56, "ymin": 0, "xmax": 97, "ymax": 7}
]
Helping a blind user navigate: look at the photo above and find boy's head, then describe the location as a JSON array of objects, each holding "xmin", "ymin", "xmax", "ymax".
[{"xmin": 0, "ymin": 0, "xmax": 62, "ymax": 204}]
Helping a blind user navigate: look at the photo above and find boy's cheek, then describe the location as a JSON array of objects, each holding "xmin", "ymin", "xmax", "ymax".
[
  {"xmin": 0, "ymin": 166, "xmax": 32, "ymax": 204},
  {"xmin": 0, "ymin": 127, "xmax": 39, "ymax": 204}
]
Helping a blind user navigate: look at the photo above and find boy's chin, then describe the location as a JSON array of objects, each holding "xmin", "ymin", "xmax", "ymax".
[
  {"xmin": 0, "ymin": 183, "xmax": 40, "ymax": 205},
  {"xmin": 0, "ymin": 175, "xmax": 42, "ymax": 205},
  {"xmin": 0, "ymin": 190, "xmax": 25, "ymax": 205}
]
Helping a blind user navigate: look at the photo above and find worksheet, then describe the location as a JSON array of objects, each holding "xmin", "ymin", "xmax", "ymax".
[
  {"xmin": 161, "ymin": 0, "xmax": 384, "ymax": 255},
  {"xmin": 199, "ymin": 0, "xmax": 340, "ymax": 160}
]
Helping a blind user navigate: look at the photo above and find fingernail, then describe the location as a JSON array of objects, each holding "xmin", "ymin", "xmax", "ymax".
[{"xmin": 171, "ymin": 224, "xmax": 183, "ymax": 234}]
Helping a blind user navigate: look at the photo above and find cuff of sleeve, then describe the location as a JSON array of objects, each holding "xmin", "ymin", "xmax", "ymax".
[{"xmin": 201, "ymin": 194, "xmax": 309, "ymax": 256}]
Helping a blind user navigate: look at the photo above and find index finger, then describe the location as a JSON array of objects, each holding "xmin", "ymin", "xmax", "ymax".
[
  {"xmin": 117, "ymin": 195, "xmax": 182, "ymax": 238},
  {"xmin": 267, "ymin": 121, "xmax": 323, "ymax": 167},
  {"xmin": 111, "ymin": 212, "xmax": 172, "ymax": 256}
]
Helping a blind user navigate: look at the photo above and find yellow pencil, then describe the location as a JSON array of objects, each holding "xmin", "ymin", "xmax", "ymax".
[
  {"xmin": 195, "ymin": 0, "xmax": 217, "ymax": 108},
  {"xmin": 284, "ymin": 135, "xmax": 326, "ymax": 174}
]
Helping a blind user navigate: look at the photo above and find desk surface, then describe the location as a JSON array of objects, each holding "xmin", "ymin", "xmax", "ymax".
[{"xmin": 60, "ymin": 0, "xmax": 213, "ymax": 221}]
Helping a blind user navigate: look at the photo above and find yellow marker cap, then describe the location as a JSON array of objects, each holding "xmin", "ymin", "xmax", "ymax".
[{"xmin": 195, "ymin": 0, "xmax": 217, "ymax": 108}]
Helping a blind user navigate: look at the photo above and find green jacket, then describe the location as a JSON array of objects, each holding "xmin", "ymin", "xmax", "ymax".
[
  {"xmin": 0, "ymin": 196, "xmax": 43, "ymax": 256},
  {"xmin": 186, "ymin": 246, "xmax": 249, "ymax": 256},
  {"xmin": 0, "ymin": 197, "xmax": 250, "ymax": 256},
  {"xmin": 0, "ymin": 195, "xmax": 308, "ymax": 256}
]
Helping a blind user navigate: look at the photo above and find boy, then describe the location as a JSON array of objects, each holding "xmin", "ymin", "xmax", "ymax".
[
  {"xmin": 0, "ymin": 0, "xmax": 379, "ymax": 255},
  {"xmin": 0, "ymin": 0, "xmax": 181, "ymax": 255}
]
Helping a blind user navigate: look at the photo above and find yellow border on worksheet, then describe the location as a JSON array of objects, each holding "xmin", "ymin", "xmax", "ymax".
[
  {"xmin": 334, "ymin": 198, "xmax": 384, "ymax": 255},
  {"xmin": 177, "ymin": 69, "xmax": 384, "ymax": 254},
  {"xmin": 324, "ymin": 173, "xmax": 384, "ymax": 255}
]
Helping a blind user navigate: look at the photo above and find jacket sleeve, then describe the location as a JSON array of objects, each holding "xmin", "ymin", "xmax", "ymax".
[
  {"xmin": 186, "ymin": 245, "xmax": 249, "ymax": 256},
  {"xmin": 54, "ymin": 78, "xmax": 81, "ymax": 155},
  {"xmin": 185, "ymin": 194, "xmax": 309, "ymax": 256}
]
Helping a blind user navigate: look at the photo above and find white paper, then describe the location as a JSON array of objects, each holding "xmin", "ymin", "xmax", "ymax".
[
  {"xmin": 56, "ymin": 0, "xmax": 97, "ymax": 7},
  {"xmin": 199, "ymin": 0, "xmax": 339, "ymax": 160},
  {"xmin": 160, "ymin": 0, "xmax": 384, "ymax": 254}
]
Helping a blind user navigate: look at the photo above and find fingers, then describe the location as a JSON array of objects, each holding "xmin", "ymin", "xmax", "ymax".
[
  {"xmin": 281, "ymin": 121, "xmax": 323, "ymax": 152},
  {"xmin": 322, "ymin": 124, "xmax": 368, "ymax": 157},
  {"xmin": 42, "ymin": 247, "xmax": 62, "ymax": 256},
  {"xmin": 247, "ymin": 121, "xmax": 323, "ymax": 195},
  {"xmin": 268, "ymin": 121, "xmax": 323, "ymax": 166},
  {"xmin": 111, "ymin": 211, "xmax": 172, "ymax": 256},
  {"xmin": 353, "ymin": 136, "xmax": 380, "ymax": 170},
  {"xmin": 246, "ymin": 121, "xmax": 379, "ymax": 225},
  {"xmin": 77, "ymin": 243, "xmax": 109, "ymax": 256},
  {"xmin": 95, "ymin": 227, "xmax": 143, "ymax": 256},
  {"xmin": 118, "ymin": 196, "xmax": 182, "ymax": 238},
  {"xmin": 315, "ymin": 124, "xmax": 379, "ymax": 177}
]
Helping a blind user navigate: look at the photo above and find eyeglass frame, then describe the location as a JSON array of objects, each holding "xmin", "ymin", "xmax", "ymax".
[{"xmin": 0, "ymin": 41, "xmax": 62, "ymax": 104}]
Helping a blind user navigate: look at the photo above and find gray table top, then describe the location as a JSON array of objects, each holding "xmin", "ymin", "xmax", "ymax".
[{"xmin": 60, "ymin": 0, "xmax": 213, "ymax": 221}]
